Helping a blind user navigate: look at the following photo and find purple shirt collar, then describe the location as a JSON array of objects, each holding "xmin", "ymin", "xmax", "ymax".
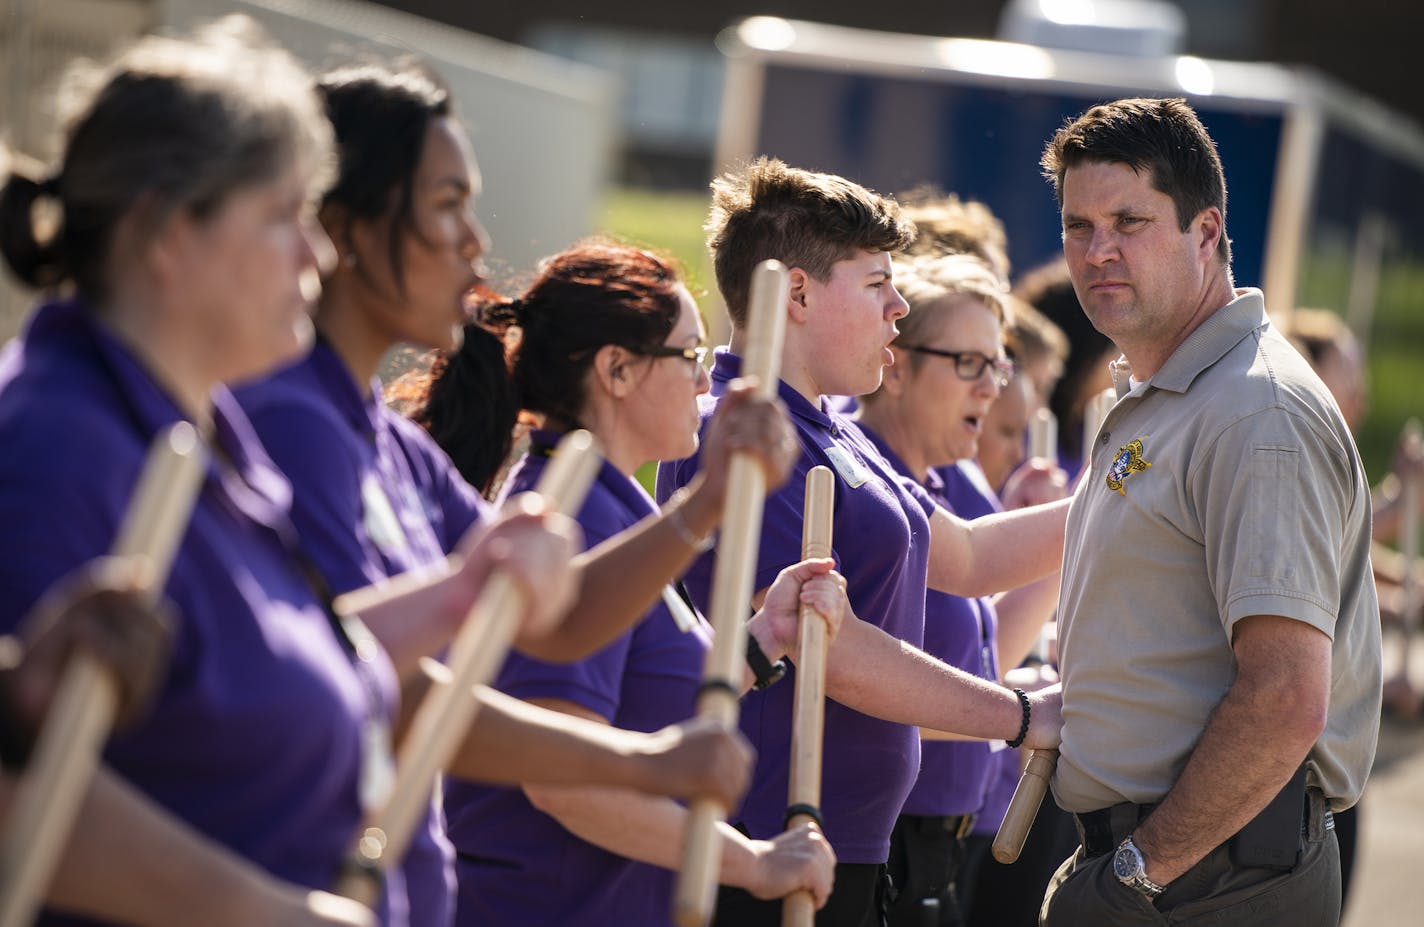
[
  {"xmin": 710, "ymin": 345, "xmax": 839, "ymax": 430},
  {"xmin": 307, "ymin": 335, "xmax": 385, "ymax": 440}
]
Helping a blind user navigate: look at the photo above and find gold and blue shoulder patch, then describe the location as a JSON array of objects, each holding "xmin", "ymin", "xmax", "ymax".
[{"xmin": 1105, "ymin": 438, "xmax": 1152, "ymax": 495}]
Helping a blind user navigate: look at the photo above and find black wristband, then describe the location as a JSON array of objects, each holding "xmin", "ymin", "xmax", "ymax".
[
  {"xmin": 1006, "ymin": 687, "xmax": 1031, "ymax": 749},
  {"xmin": 745, "ymin": 633, "xmax": 787, "ymax": 691},
  {"xmin": 697, "ymin": 679, "xmax": 739, "ymax": 702},
  {"xmin": 784, "ymin": 802, "xmax": 825, "ymax": 830}
]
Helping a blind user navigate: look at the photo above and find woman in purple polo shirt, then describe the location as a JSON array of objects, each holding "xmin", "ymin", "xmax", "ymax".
[
  {"xmin": 0, "ymin": 19, "xmax": 399, "ymax": 925},
  {"xmin": 853, "ymin": 255, "xmax": 1063, "ymax": 926},
  {"xmin": 402, "ymin": 240, "xmax": 841, "ymax": 925},
  {"xmin": 232, "ymin": 64, "xmax": 794, "ymax": 926}
]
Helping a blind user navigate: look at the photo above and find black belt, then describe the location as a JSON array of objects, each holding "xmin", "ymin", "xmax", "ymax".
[
  {"xmin": 1075, "ymin": 776, "xmax": 1317, "ymax": 859},
  {"xmin": 1075, "ymin": 803, "xmax": 1157, "ymax": 858},
  {"xmin": 904, "ymin": 812, "xmax": 978, "ymax": 840}
]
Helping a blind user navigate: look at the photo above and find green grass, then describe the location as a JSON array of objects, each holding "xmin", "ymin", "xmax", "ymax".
[{"xmin": 597, "ymin": 186, "xmax": 731, "ymax": 345}]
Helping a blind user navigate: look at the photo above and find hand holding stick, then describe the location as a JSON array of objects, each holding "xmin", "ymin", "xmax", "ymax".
[
  {"xmin": 0, "ymin": 422, "xmax": 206, "ymax": 927},
  {"xmin": 336, "ymin": 430, "xmax": 600, "ymax": 905},
  {"xmin": 991, "ymin": 748, "xmax": 1058, "ymax": 865},
  {"xmin": 782, "ymin": 466, "xmax": 834, "ymax": 927},
  {"xmin": 673, "ymin": 260, "xmax": 789, "ymax": 927}
]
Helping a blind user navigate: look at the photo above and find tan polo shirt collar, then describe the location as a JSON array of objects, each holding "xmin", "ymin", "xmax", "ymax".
[{"xmin": 1119, "ymin": 287, "xmax": 1268, "ymax": 397}]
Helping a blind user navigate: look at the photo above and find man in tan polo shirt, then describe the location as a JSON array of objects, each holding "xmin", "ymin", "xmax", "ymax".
[{"xmin": 1037, "ymin": 97, "xmax": 1380, "ymax": 926}]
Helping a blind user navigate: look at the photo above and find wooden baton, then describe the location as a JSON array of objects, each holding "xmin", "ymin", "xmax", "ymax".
[
  {"xmin": 337, "ymin": 429, "xmax": 601, "ymax": 904},
  {"xmin": 991, "ymin": 747, "xmax": 1058, "ymax": 865},
  {"xmin": 782, "ymin": 466, "xmax": 834, "ymax": 927},
  {"xmin": 992, "ymin": 404, "xmax": 1075, "ymax": 866},
  {"xmin": 1082, "ymin": 388, "xmax": 1115, "ymax": 468},
  {"xmin": 1029, "ymin": 407, "xmax": 1057, "ymax": 463},
  {"xmin": 672, "ymin": 259, "xmax": 789, "ymax": 927},
  {"xmin": 0, "ymin": 422, "xmax": 207, "ymax": 927}
]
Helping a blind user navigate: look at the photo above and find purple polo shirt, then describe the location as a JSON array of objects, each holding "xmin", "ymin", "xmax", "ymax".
[
  {"xmin": 446, "ymin": 431, "xmax": 711, "ymax": 926},
  {"xmin": 927, "ymin": 470, "xmax": 1025, "ymax": 836},
  {"xmin": 933, "ymin": 460, "xmax": 1002, "ymax": 521},
  {"xmin": 860, "ymin": 427, "xmax": 1000, "ymax": 819},
  {"xmin": 0, "ymin": 299, "xmax": 401, "ymax": 925},
  {"xmin": 656, "ymin": 348, "xmax": 936, "ymax": 865},
  {"xmin": 236, "ymin": 339, "xmax": 490, "ymax": 927}
]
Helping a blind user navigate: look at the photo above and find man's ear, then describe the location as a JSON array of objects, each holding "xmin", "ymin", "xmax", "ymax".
[
  {"xmin": 787, "ymin": 267, "xmax": 812, "ymax": 323},
  {"xmin": 1195, "ymin": 206, "xmax": 1224, "ymax": 263}
]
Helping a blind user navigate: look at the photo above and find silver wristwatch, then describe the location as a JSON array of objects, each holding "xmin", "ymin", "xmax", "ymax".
[{"xmin": 1112, "ymin": 836, "xmax": 1166, "ymax": 898}]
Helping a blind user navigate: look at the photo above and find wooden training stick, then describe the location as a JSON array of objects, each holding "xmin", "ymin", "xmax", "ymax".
[
  {"xmin": 1026, "ymin": 408, "xmax": 1058, "ymax": 663},
  {"xmin": 338, "ymin": 429, "xmax": 601, "ymax": 904},
  {"xmin": 1396, "ymin": 418, "xmax": 1422, "ymax": 679},
  {"xmin": 1082, "ymin": 388, "xmax": 1116, "ymax": 468},
  {"xmin": 0, "ymin": 422, "xmax": 207, "ymax": 927},
  {"xmin": 673, "ymin": 259, "xmax": 789, "ymax": 927},
  {"xmin": 991, "ymin": 748, "xmax": 1058, "ymax": 864},
  {"xmin": 996, "ymin": 410, "xmax": 1065, "ymax": 865},
  {"xmin": 992, "ymin": 403, "xmax": 1096, "ymax": 866},
  {"xmin": 1029, "ymin": 407, "xmax": 1057, "ymax": 463},
  {"xmin": 782, "ymin": 466, "xmax": 834, "ymax": 927}
]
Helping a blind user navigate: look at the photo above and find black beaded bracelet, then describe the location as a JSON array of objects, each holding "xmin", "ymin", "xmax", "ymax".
[{"xmin": 1005, "ymin": 687, "xmax": 1031, "ymax": 749}]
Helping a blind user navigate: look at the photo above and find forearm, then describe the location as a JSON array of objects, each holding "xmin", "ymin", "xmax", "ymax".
[
  {"xmin": 1135, "ymin": 654, "xmax": 1324, "ymax": 881},
  {"xmin": 524, "ymin": 783, "xmax": 761, "ymax": 887},
  {"xmin": 928, "ymin": 499, "xmax": 1069, "ymax": 597},
  {"xmin": 335, "ymin": 564, "xmax": 464, "ymax": 677},
  {"xmin": 826, "ymin": 617, "xmax": 1028, "ymax": 741},
  {"xmin": 992, "ymin": 573, "xmax": 1061, "ymax": 672},
  {"xmin": 445, "ymin": 686, "xmax": 661, "ymax": 789},
  {"xmin": 44, "ymin": 769, "xmax": 298, "ymax": 926},
  {"xmin": 519, "ymin": 474, "xmax": 719, "ymax": 662}
]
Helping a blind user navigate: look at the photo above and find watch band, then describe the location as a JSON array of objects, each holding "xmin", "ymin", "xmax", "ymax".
[
  {"xmin": 744, "ymin": 633, "xmax": 786, "ymax": 690},
  {"xmin": 1113, "ymin": 836, "xmax": 1166, "ymax": 898}
]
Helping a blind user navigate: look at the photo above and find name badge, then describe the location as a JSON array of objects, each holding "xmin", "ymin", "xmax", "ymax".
[
  {"xmin": 362, "ymin": 476, "xmax": 408, "ymax": 552},
  {"xmin": 824, "ymin": 446, "xmax": 872, "ymax": 489}
]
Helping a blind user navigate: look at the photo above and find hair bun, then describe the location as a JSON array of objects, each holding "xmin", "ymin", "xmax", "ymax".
[{"xmin": 0, "ymin": 171, "xmax": 66, "ymax": 289}]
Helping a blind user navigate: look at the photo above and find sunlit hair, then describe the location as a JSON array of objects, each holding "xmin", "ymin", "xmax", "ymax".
[
  {"xmin": 899, "ymin": 186, "xmax": 1010, "ymax": 282},
  {"xmin": 317, "ymin": 62, "xmax": 451, "ymax": 292},
  {"xmin": 706, "ymin": 156, "xmax": 914, "ymax": 328},
  {"xmin": 860, "ymin": 253, "xmax": 1008, "ymax": 405},
  {"xmin": 393, "ymin": 238, "xmax": 686, "ymax": 493},
  {"xmin": 1041, "ymin": 96, "xmax": 1231, "ymax": 265},
  {"xmin": 0, "ymin": 15, "xmax": 331, "ymax": 302}
]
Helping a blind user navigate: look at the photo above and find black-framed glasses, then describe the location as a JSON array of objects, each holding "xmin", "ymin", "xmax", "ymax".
[
  {"xmin": 640, "ymin": 344, "xmax": 709, "ymax": 368},
  {"xmin": 899, "ymin": 345, "xmax": 1015, "ymax": 388}
]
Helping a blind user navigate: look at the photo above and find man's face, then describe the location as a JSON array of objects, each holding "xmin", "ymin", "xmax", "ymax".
[{"xmin": 1060, "ymin": 160, "xmax": 1216, "ymax": 359}]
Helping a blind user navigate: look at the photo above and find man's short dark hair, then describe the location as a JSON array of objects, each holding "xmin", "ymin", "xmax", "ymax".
[{"xmin": 1041, "ymin": 97, "xmax": 1231, "ymax": 265}]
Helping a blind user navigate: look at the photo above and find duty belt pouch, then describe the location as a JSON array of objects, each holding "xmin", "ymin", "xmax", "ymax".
[{"xmin": 1228, "ymin": 763, "xmax": 1307, "ymax": 870}]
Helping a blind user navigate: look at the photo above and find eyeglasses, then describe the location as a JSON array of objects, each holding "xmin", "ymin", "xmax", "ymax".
[
  {"xmin": 899, "ymin": 345, "xmax": 1015, "ymax": 388},
  {"xmin": 639, "ymin": 344, "xmax": 708, "ymax": 373}
]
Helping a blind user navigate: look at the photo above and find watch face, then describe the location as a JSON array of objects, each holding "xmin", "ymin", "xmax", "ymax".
[{"xmin": 1113, "ymin": 844, "xmax": 1139, "ymax": 881}]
